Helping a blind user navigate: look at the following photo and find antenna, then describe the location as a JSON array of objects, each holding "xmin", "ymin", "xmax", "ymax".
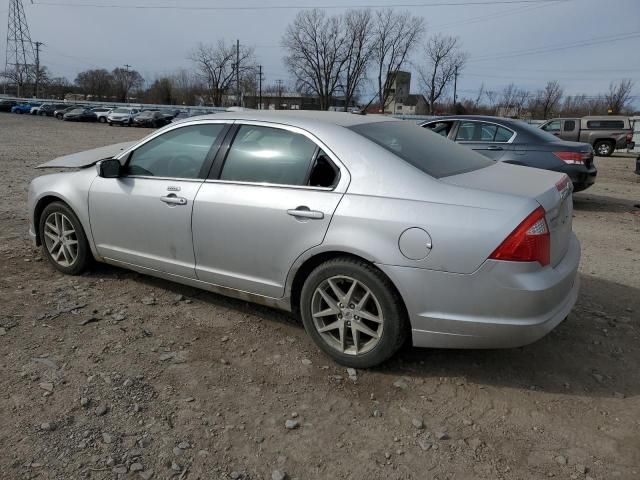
[{"xmin": 4, "ymin": 0, "xmax": 36, "ymax": 97}]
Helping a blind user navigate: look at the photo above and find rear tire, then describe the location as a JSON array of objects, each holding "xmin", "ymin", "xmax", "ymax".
[
  {"xmin": 594, "ymin": 140, "xmax": 614, "ymax": 157},
  {"xmin": 99, "ymin": 116, "xmax": 106, "ymax": 123},
  {"xmin": 39, "ymin": 202, "xmax": 91, "ymax": 276},
  {"xmin": 299, "ymin": 257, "xmax": 408, "ymax": 368}
]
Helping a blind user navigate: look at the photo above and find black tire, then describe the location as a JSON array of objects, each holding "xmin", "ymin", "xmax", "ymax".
[
  {"xmin": 299, "ymin": 257, "xmax": 408, "ymax": 368},
  {"xmin": 38, "ymin": 201, "xmax": 92, "ymax": 275},
  {"xmin": 594, "ymin": 140, "xmax": 614, "ymax": 157},
  {"xmin": 98, "ymin": 116, "xmax": 106, "ymax": 123}
]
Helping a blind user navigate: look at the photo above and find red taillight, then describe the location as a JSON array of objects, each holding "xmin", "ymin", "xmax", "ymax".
[
  {"xmin": 626, "ymin": 133, "xmax": 633, "ymax": 143},
  {"xmin": 553, "ymin": 151, "xmax": 590, "ymax": 165},
  {"xmin": 489, "ymin": 206, "xmax": 550, "ymax": 266}
]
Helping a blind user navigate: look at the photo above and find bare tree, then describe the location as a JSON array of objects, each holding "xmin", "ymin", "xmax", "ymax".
[
  {"xmin": 533, "ymin": 80, "xmax": 563, "ymax": 119},
  {"xmin": 418, "ymin": 34, "xmax": 467, "ymax": 114},
  {"xmin": 282, "ymin": 9, "xmax": 347, "ymax": 111},
  {"xmin": 75, "ymin": 69, "xmax": 113, "ymax": 99},
  {"xmin": 340, "ymin": 9, "xmax": 374, "ymax": 111},
  {"xmin": 498, "ymin": 83, "xmax": 530, "ymax": 117},
  {"xmin": 371, "ymin": 9, "xmax": 424, "ymax": 112},
  {"xmin": 111, "ymin": 67, "xmax": 144, "ymax": 102},
  {"xmin": 190, "ymin": 41, "xmax": 255, "ymax": 107},
  {"xmin": 605, "ymin": 79, "xmax": 634, "ymax": 114}
]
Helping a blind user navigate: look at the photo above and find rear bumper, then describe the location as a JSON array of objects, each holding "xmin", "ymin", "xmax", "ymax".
[
  {"xmin": 558, "ymin": 164, "xmax": 597, "ymax": 192},
  {"xmin": 378, "ymin": 233, "xmax": 581, "ymax": 349}
]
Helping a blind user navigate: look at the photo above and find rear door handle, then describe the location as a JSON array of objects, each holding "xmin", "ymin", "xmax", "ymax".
[
  {"xmin": 161, "ymin": 195, "xmax": 187, "ymax": 206},
  {"xmin": 287, "ymin": 207, "xmax": 324, "ymax": 220},
  {"xmin": 487, "ymin": 145, "xmax": 503, "ymax": 151}
]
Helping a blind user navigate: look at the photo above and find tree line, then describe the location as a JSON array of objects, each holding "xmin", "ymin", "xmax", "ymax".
[{"xmin": 1, "ymin": 7, "xmax": 635, "ymax": 117}]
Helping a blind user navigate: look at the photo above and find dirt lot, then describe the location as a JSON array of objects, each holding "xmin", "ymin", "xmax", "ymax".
[{"xmin": 0, "ymin": 113, "xmax": 638, "ymax": 480}]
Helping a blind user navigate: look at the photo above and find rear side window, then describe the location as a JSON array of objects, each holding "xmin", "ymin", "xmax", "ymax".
[
  {"xmin": 350, "ymin": 121, "xmax": 494, "ymax": 178},
  {"xmin": 455, "ymin": 121, "xmax": 513, "ymax": 142},
  {"xmin": 221, "ymin": 125, "xmax": 317, "ymax": 186},
  {"xmin": 586, "ymin": 120, "xmax": 625, "ymax": 129},
  {"xmin": 563, "ymin": 120, "xmax": 576, "ymax": 131}
]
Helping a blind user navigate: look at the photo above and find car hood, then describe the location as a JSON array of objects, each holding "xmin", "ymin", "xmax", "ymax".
[{"xmin": 36, "ymin": 141, "xmax": 136, "ymax": 168}]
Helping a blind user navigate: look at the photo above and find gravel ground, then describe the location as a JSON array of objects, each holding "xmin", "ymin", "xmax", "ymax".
[{"xmin": 0, "ymin": 113, "xmax": 639, "ymax": 480}]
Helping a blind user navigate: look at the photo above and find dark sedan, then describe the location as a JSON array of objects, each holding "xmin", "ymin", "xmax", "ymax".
[
  {"xmin": 132, "ymin": 110, "xmax": 171, "ymax": 128},
  {"xmin": 63, "ymin": 108, "xmax": 98, "ymax": 122},
  {"xmin": 421, "ymin": 115, "xmax": 597, "ymax": 192},
  {"xmin": 0, "ymin": 100, "xmax": 18, "ymax": 112},
  {"xmin": 40, "ymin": 104, "xmax": 68, "ymax": 117}
]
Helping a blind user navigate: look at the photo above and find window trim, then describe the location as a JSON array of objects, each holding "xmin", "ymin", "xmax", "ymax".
[
  {"xmin": 206, "ymin": 120, "xmax": 347, "ymax": 192},
  {"xmin": 116, "ymin": 120, "xmax": 232, "ymax": 180},
  {"xmin": 453, "ymin": 119, "xmax": 517, "ymax": 144}
]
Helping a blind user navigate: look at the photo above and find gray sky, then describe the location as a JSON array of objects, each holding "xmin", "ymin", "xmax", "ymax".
[{"xmin": 6, "ymin": 0, "xmax": 640, "ymax": 105}]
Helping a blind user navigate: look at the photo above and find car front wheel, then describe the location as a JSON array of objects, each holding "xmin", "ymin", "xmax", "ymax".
[
  {"xmin": 39, "ymin": 202, "xmax": 91, "ymax": 275},
  {"xmin": 300, "ymin": 257, "xmax": 408, "ymax": 368}
]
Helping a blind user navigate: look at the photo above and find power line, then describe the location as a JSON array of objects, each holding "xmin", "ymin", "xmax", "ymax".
[{"xmin": 31, "ymin": 0, "xmax": 565, "ymax": 10}]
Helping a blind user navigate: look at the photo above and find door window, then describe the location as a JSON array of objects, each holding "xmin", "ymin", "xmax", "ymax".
[
  {"xmin": 125, "ymin": 124, "xmax": 225, "ymax": 179},
  {"xmin": 220, "ymin": 125, "xmax": 317, "ymax": 186},
  {"xmin": 455, "ymin": 121, "xmax": 476, "ymax": 141},
  {"xmin": 494, "ymin": 126, "xmax": 514, "ymax": 142},
  {"xmin": 424, "ymin": 121, "xmax": 454, "ymax": 137},
  {"xmin": 455, "ymin": 121, "xmax": 512, "ymax": 142},
  {"xmin": 563, "ymin": 120, "xmax": 576, "ymax": 131},
  {"xmin": 542, "ymin": 120, "xmax": 561, "ymax": 133}
]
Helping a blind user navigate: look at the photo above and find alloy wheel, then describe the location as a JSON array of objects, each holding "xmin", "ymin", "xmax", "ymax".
[
  {"xmin": 311, "ymin": 275, "xmax": 384, "ymax": 356},
  {"xmin": 43, "ymin": 212, "xmax": 79, "ymax": 267}
]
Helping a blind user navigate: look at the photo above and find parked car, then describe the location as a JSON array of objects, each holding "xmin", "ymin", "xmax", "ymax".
[
  {"xmin": 539, "ymin": 116, "xmax": 634, "ymax": 157},
  {"xmin": 132, "ymin": 110, "xmax": 171, "ymax": 128},
  {"xmin": 422, "ymin": 115, "xmax": 597, "ymax": 192},
  {"xmin": 172, "ymin": 109, "xmax": 209, "ymax": 122},
  {"xmin": 11, "ymin": 103, "xmax": 38, "ymax": 114},
  {"xmin": 107, "ymin": 107, "xmax": 140, "ymax": 126},
  {"xmin": 40, "ymin": 103, "xmax": 68, "ymax": 117},
  {"xmin": 63, "ymin": 108, "xmax": 98, "ymax": 122},
  {"xmin": 91, "ymin": 107, "xmax": 112, "ymax": 123},
  {"xmin": 0, "ymin": 100, "xmax": 18, "ymax": 112},
  {"xmin": 55, "ymin": 105, "xmax": 84, "ymax": 119},
  {"xmin": 31, "ymin": 103, "xmax": 47, "ymax": 115},
  {"xmin": 28, "ymin": 111, "xmax": 580, "ymax": 367}
]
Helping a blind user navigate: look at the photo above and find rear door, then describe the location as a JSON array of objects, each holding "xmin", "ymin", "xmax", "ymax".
[
  {"xmin": 192, "ymin": 122, "xmax": 349, "ymax": 298},
  {"xmin": 454, "ymin": 120, "xmax": 514, "ymax": 160}
]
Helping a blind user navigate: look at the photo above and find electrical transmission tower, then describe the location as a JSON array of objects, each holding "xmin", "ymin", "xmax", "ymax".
[{"xmin": 4, "ymin": 0, "xmax": 36, "ymax": 97}]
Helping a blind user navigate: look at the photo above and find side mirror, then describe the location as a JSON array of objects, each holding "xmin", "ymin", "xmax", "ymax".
[{"xmin": 97, "ymin": 158, "xmax": 121, "ymax": 178}]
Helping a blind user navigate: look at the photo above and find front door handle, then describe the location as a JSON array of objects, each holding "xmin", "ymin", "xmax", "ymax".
[
  {"xmin": 287, "ymin": 206, "xmax": 324, "ymax": 220},
  {"xmin": 160, "ymin": 194, "xmax": 187, "ymax": 206},
  {"xmin": 486, "ymin": 145, "xmax": 503, "ymax": 151}
]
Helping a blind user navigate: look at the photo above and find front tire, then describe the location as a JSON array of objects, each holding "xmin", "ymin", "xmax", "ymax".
[
  {"xmin": 594, "ymin": 140, "xmax": 614, "ymax": 157},
  {"xmin": 39, "ymin": 202, "xmax": 91, "ymax": 275},
  {"xmin": 99, "ymin": 116, "xmax": 106, "ymax": 123},
  {"xmin": 299, "ymin": 257, "xmax": 408, "ymax": 368}
]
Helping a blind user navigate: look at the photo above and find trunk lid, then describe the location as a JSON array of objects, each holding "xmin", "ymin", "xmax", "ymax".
[{"xmin": 442, "ymin": 162, "xmax": 573, "ymax": 267}]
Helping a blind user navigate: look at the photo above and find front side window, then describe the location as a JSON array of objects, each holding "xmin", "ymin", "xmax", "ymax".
[
  {"xmin": 220, "ymin": 125, "xmax": 317, "ymax": 186},
  {"xmin": 423, "ymin": 121, "xmax": 454, "ymax": 137},
  {"xmin": 125, "ymin": 124, "xmax": 225, "ymax": 179},
  {"xmin": 350, "ymin": 121, "xmax": 494, "ymax": 178},
  {"xmin": 542, "ymin": 120, "xmax": 561, "ymax": 132}
]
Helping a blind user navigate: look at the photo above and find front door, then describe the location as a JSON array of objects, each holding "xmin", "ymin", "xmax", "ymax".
[
  {"xmin": 192, "ymin": 123, "xmax": 347, "ymax": 298},
  {"xmin": 89, "ymin": 122, "xmax": 228, "ymax": 277}
]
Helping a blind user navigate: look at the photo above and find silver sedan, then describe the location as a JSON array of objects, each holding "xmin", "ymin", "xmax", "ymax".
[{"xmin": 28, "ymin": 111, "xmax": 580, "ymax": 367}]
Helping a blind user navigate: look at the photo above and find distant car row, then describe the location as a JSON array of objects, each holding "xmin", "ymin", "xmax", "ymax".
[{"xmin": 0, "ymin": 100, "xmax": 210, "ymax": 128}]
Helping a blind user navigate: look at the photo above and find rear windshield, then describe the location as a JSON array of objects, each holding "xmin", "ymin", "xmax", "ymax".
[
  {"xmin": 586, "ymin": 120, "xmax": 626, "ymax": 129},
  {"xmin": 349, "ymin": 121, "xmax": 494, "ymax": 178}
]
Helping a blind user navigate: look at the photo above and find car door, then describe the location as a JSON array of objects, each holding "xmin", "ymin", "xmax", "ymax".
[
  {"xmin": 454, "ymin": 120, "xmax": 514, "ymax": 160},
  {"xmin": 560, "ymin": 119, "xmax": 580, "ymax": 142},
  {"xmin": 89, "ymin": 121, "xmax": 229, "ymax": 278},
  {"xmin": 192, "ymin": 122, "xmax": 348, "ymax": 298}
]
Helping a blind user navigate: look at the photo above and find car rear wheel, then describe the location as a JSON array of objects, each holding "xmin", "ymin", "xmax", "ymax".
[
  {"xmin": 300, "ymin": 257, "xmax": 408, "ymax": 368},
  {"xmin": 99, "ymin": 116, "xmax": 106, "ymax": 123},
  {"xmin": 39, "ymin": 202, "xmax": 91, "ymax": 275},
  {"xmin": 594, "ymin": 140, "xmax": 614, "ymax": 157}
]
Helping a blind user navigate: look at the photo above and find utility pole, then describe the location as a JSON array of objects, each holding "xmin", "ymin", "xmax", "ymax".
[
  {"xmin": 4, "ymin": 0, "xmax": 36, "ymax": 97},
  {"xmin": 258, "ymin": 65, "xmax": 263, "ymax": 110},
  {"xmin": 124, "ymin": 63, "xmax": 132, "ymax": 103},
  {"xmin": 33, "ymin": 41, "xmax": 43, "ymax": 98},
  {"xmin": 276, "ymin": 79, "xmax": 283, "ymax": 110},
  {"xmin": 453, "ymin": 65, "xmax": 459, "ymax": 109},
  {"xmin": 235, "ymin": 39, "xmax": 240, "ymax": 107}
]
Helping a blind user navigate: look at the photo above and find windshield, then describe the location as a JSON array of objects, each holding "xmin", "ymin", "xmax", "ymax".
[
  {"xmin": 349, "ymin": 121, "xmax": 494, "ymax": 178},
  {"xmin": 113, "ymin": 108, "xmax": 130, "ymax": 113}
]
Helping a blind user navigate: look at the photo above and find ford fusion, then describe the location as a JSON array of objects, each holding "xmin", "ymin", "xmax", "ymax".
[{"xmin": 28, "ymin": 112, "xmax": 580, "ymax": 367}]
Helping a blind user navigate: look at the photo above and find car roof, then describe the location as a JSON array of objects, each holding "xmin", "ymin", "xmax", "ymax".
[{"xmin": 182, "ymin": 110, "xmax": 394, "ymax": 129}]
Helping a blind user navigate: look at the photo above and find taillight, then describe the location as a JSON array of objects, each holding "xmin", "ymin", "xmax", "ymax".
[
  {"xmin": 626, "ymin": 133, "xmax": 633, "ymax": 143},
  {"xmin": 553, "ymin": 151, "xmax": 591, "ymax": 165},
  {"xmin": 489, "ymin": 206, "xmax": 550, "ymax": 266}
]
